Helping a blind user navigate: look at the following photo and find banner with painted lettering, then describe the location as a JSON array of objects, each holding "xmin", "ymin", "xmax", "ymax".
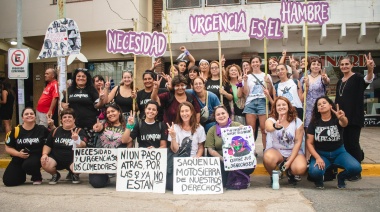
[
  {"xmin": 73, "ymin": 148, "xmax": 117, "ymax": 173},
  {"xmin": 173, "ymin": 157, "xmax": 223, "ymax": 195},
  {"xmin": 116, "ymin": 148, "xmax": 167, "ymax": 193},
  {"xmin": 221, "ymin": 126, "xmax": 256, "ymax": 171},
  {"xmin": 280, "ymin": 0, "xmax": 330, "ymax": 25},
  {"xmin": 106, "ymin": 30, "xmax": 167, "ymax": 57}
]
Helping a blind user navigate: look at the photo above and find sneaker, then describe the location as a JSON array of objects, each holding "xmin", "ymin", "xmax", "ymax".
[
  {"xmin": 287, "ymin": 169, "xmax": 297, "ymax": 185},
  {"xmin": 65, "ymin": 172, "xmax": 73, "ymax": 181},
  {"xmin": 33, "ymin": 181, "xmax": 42, "ymax": 185},
  {"xmin": 347, "ymin": 174, "xmax": 362, "ymax": 182},
  {"xmin": 49, "ymin": 172, "xmax": 61, "ymax": 185},
  {"xmin": 314, "ymin": 183, "xmax": 324, "ymax": 189},
  {"xmin": 337, "ymin": 173, "xmax": 346, "ymax": 189},
  {"xmin": 294, "ymin": 175, "xmax": 301, "ymax": 182},
  {"xmin": 72, "ymin": 174, "xmax": 80, "ymax": 184}
]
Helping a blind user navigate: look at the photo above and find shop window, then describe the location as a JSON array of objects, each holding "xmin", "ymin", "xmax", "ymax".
[
  {"xmin": 206, "ymin": 0, "xmax": 241, "ymax": 6},
  {"xmin": 167, "ymin": 0, "xmax": 201, "ymax": 9},
  {"xmin": 87, "ymin": 61, "xmax": 134, "ymax": 88}
]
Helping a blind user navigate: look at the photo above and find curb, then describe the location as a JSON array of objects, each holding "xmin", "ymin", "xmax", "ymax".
[{"xmin": 1, "ymin": 159, "xmax": 380, "ymax": 176}]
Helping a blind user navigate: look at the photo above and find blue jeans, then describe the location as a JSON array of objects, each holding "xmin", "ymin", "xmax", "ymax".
[{"xmin": 308, "ymin": 145, "xmax": 362, "ymax": 185}]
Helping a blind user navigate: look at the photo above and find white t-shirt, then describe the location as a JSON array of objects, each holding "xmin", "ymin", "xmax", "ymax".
[
  {"xmin": 276, "ymin": 79, "xmax": 303, "ymax": 108},
  {"xmin": 243, "ymin": 73, "xmax": 273, "ymax": 105},
  {"xmin": 266, "ymin": 117, "xmax": 304, "ymax": 157},
  {"xmin": 168, "ymin": 124, "xmax": 206, "ymax": 157}
]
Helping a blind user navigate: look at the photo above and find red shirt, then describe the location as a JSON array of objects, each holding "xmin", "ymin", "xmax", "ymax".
[{"xmin": 36, "ymin": 80, "xmax": 59, "ymax": 113}]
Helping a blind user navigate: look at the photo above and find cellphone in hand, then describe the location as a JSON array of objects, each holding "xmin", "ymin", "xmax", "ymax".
[{"xmin": 23, "ymin": 147, "xmax": 30, "ymax": 154}]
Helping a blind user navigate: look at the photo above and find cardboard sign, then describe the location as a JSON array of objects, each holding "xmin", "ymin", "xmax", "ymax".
[
  {"xmin": 106, "ymin": 30, "xmax": 167, "ymax": 57},
  {"xmin": 116, "ymin": 148, "xmax": 167, "ymax": 193},
  {"xmin": 280, "ymin": 0, "xmax": 330, "ymax": 25},
  {"xmin": 221, "ymin": 126, "xmax": 256, "ymax": 171},
  {"xmin": 37, "ymin": 18, "xmax": 82, "ymax": 59},
  {"xmin": 173, "ymin": 157, "xmax": 223, "ymax": 195},
  {"xmin": 73, "ymin": 148, "xmax": 117, "ymax": 173}
]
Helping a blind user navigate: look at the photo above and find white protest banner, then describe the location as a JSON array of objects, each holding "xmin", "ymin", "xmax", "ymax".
[
  {"xmin": 106, "ymin": 30, "xmax": 167, "ymax": 57},
  {"xmin": 221, "ymin": 126, "xmax": 257, "ymax": 171},
  {"xmin": 173, "ymin": 157, "xmax": 223, "ymax": 195},
  {"xmin": 116, "ymin": 148, "xmax": 167, "ymax": 193},
  {"xmin": 73, "ymin": 148, "xmax": 117, "ymax": 173}
]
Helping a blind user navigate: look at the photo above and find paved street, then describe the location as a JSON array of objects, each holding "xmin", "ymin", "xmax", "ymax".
[{"xmin": 0, "ymin": 169, "xmax": 379, "ymax": 211}]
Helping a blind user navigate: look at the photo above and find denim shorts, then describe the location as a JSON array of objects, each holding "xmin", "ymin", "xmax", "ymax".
[{"xmin": 243, "ymin": 98, "xmax": 267, "ymax": 115}]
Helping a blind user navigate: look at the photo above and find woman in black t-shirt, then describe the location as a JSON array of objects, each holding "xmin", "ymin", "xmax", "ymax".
[
  {"xmin": 123, "ymin": 100, "xmax": 167, "ymax": 148},
  {"xmin": 41, "ymin": 108, "xmax": 87, "ymax": 185},
  {"xmin": 307, "ymin": 96, "xmax": 362, "ymax": 189},
  {"xmin": 3, "ymin": 107, "xmax": 50, "ymax": 186},
  {"xmin": 62, "ymin": 68, "xmax": 107, "ymax": 145}
]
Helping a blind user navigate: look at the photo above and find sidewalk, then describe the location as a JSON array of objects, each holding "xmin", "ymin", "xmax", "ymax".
[{"xmin": 1, "ymin": 127, "xmax": 380, "ymax": 175}]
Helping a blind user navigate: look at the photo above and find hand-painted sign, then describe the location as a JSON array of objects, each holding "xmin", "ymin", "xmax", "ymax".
[
  {"xmin": 116, "ymin": 148, "xmax": 167, "ymax": 193},
  {"xmin": 189, "ymin": 10, "xmax": 247, "ymax": 35},
  {"xmin": 221, "ymin": 126, "xmax": 256, "ymax": 171},
  {"xmin": 106, "ymin": 30, "xmax": 167, "ymax": 57},
  {"xmin": 73, "ymin": 148, "xmax": 118, "ymax": 173},
  {"xmin": 173, "ymin": 157, "xmax": 223, "ymax": 195},
  {"xmin": 280, "ymin": 0, "xmax": 330, "ymax": 25}
]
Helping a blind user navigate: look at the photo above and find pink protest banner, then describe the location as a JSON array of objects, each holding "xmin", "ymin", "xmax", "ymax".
[
  {"xmin": 106, "ymin": 30, "xmax": 167, "ymax": 57},
  {"xmin": 189, "ymin": 10, "xmax": 247, "ymax": 35},
  {"xmin": 280, "ymin": 0, "xmax": 330, "ymax": 25}
]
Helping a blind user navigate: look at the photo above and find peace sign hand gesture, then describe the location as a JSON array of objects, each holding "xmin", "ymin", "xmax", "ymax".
[
  {"xmin": 275, "ymin": 114, "xmax": 285, "ymax": 129},
  {"xmin": 153, "ymin": 58, "xmax": 162, "ymax": 69},
  {"xmin": 105, "ymin": 76, "xmax": 111, "ymax": 90},
  {"xmin": 237, "ymin": 71, "xmax": 243, "ymax": 83},
  {"xmin": 365, "ymin": 52, "xmax": 375, "ymax": 71},
  {"xmin": 321, "ymin": 68, "xmax": 328, "ymax": 82},
  {"xmin": 289, "ymin": 55, "xmax": 297, "ymax": 68},
  {"xmin": 127, "ymin": 110, "xmax": 135, "ymax": 125},
  {"xmin": 331, "ymin": 104, "xmax": 345, "ymax": 120},
  {"xmin": 166, "ymin": 122, "xmax": 176, "ymax": 138},
  {"xmin": 93, "ymin": 118, "xmax": 103, "ymax": 132},
  {"xmin": 153, "ymin": 75, "xmax": 163, "ymax": 90},
  {"xmin": 47, "ymin": 114, "xmax": 54, "ymax": 128},
  {"xmin": 71, "ymin": 128, "xmax": 80, "ymax": 141},
  {"xmin": 242, "ymin": 69, "xmax": 248, "ymax": 82}
]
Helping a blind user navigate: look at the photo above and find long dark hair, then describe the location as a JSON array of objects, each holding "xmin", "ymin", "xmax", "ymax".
[
  {"xmin": 175, "ymin": 102, "xmax": 198, "ymax": 134},
  {"xmin": 310, "ymin": 96, "xmax": 337, "ymax": 125},
  {"xmin": 104, "ymin": 103, "xmax": 126, "ymax": 129},
  {"xmin": 1, "ymin": 80, "xmax": 15, "ymax": 97},
  {"xmin": 69, "ymin": 69, "xmax": 95, "ymax": 93}
]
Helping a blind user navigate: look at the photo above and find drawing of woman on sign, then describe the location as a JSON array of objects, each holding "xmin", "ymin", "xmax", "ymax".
[
  {"xmin": 44, "ymin": 39, "xmax": 52, "ymax": 50},
  {"xmin": 68, "ymin": 30, "xmax": 77, "ymax": 38},
  {"xmin": 227, "ymin": 136, "xmax": 251, "ymax": 157}
]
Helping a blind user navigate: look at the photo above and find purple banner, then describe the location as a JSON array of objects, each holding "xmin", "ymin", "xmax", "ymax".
[
  {"xmin": 106, "ymin": 30, "xmax": 167, "ymax": 57},
  {"xmin": 189, "ymin": 10, "xmax": 247, "ymax": 35},
  {"xmin": 249, "ymin": 18, "xmax": 283, "ymax": 40},
  {"xmin": 280, "ymin": 0, "xmax": 329, "ymax": 25}
]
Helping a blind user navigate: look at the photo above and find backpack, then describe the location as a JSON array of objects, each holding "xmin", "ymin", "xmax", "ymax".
[
  {"xmin": 6, "ymin": 125, "xmax": 59, "ymax": 142},
  {"xmin": 226, "ymin": 170, "xmax": 251, "ymax": 190}
]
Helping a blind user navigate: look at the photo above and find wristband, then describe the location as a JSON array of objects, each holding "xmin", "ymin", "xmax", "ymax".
[
  {"xmin": 184, "ymin": 49, "xmax": 190, "ymax": 56},
  {"xmin": 273, "ymin": 123, "xmax": 283, "ymax": 130},
  {"xmin": 236, "ymin": 82, "xmax": 243, "ymax": 88},
  {"xmin": 73, "ymin": 138, "xmax": 81, "ymax": 145},
  {"xmin": 126, "ymin": 123, "xmax": 135, "ymax": 130}
]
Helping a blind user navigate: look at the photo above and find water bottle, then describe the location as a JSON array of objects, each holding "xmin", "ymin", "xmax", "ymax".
[{"xmin": 272, "ymin": 170, "xmax": 280, "ymax": 190}]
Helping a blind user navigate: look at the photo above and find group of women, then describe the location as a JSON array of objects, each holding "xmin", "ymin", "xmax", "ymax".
[{"xmin": 2, "ymin": 48, "xmax": 375, "ymax": 190}]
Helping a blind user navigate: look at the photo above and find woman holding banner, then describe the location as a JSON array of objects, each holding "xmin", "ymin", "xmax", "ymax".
[
  {"xmin": 41, "ymin": 108, "xmax": 87, "ymax": 185},
  {"xmin": 151, "ymin": 74, "xmax": 201, "ymax": 124},
  {"xmin": 166, "ymin": 102, "xmax": 206, "ymax": 190},
  {"xmin": 205, "ymin": 105, "xmax": 254, "ymax": 187},
  {"xmin": 123, "ymin": 100, "xmax": 167, "ymax": 148},
  {"xmin": 206, "ymin": 61, "xmax": 233, "ymax": 115},
  {"xmin": 225, "ymin": 64, "xmax": 245, "ymax": 125},
  {"xmin": 243, "ymin": 56, "xmax": 273, "ymax": 151},
  {"xmin": 90, "ymin": 103, "xmax": 129, "ymax": 188},
  {"xmin": 263, "ymin": 97, "xmax": 307, "ymax": 185},
  {"xmin": 307, "ymin": 96, "xmax": 361, "ymax": 189}
]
